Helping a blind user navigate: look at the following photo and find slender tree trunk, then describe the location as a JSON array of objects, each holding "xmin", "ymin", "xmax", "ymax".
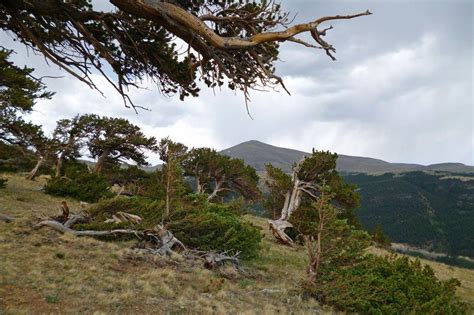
[
  {"xmin": 195, "ymin": 174, "xmax": 202, "ymax": 194},
  {"xmin": 207, "ymin": 178, "xmax": 223, "ymax": 201},
  {"xmin": 26, "ymin": 156, "xmax": 44, "ymax": 180},
  {"xmin": 55, "ymin": 152, "xmax": 65, "ymax": 177},
  {"xmin": 93, "ymin": 150, "xmax": 109, "ymax": 173},
  {"xmin": 165, "ymin": 166, "xmax": 171, "ymax": 219}
]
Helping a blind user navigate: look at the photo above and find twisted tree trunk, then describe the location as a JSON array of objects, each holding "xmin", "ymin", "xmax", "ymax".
[
  {"xmin": 268, "ymin": 159, "xmax": 306, "ymax": 245},
  {"xmin": 26, "ymin": 156, "xmax": 44, "ymax": 180}
]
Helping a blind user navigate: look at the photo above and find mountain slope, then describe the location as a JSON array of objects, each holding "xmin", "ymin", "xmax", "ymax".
[{"xmin": 220, "ymin": 140, "xmax": 474, "ymax": 174}]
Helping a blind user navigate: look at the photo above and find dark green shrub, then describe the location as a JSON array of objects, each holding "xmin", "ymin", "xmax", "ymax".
[
  {"xmin": 168, "ymin": 203, "xmax": 263, "ymax": 259},
  {"xmin": 305, "ymin": 254, "xmax": 467, "ymax": 314},
  {"xmin": 44, "ymin": 173, "xmax": 113, "ymax": 202},
  {"xmin": 0, "ymin": 177, "xmax": 7, "ymax": 189},
  {"xmin": 44, "ymin": 162, "xmax": 113, "ymax": 202}
]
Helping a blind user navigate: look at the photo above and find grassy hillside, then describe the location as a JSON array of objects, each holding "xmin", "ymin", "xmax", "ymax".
[{"xmin": 1, "ymin": 174, "xmax": 473, "ymax": 313}]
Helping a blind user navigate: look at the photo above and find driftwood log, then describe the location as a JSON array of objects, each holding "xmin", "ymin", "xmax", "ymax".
[
  {"xmin": 35, "ymin": 202, "xmax": 185, "ymax": 256},
  {"xmin": 0, "ymin": 214, "xmax": 15, "ymax": 223},
  {"xmin": 104, "ymin": 211, "xmax": 143, "ymax": 225}
]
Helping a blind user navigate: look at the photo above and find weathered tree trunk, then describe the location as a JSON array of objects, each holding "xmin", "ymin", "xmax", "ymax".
[
  {"xmin": 26, "ymin": 156, "xmax": 44, "ymax": 180},
  {"xmin": 164, "ymin": 166, "xmax": 171, "ymax": 219},
  {"xmin": 268, "ymin": 159, "xmax": 306, "ymax": 245},
  {"xmin": 55, "ymin": 152, "xmax": 65, "ymax": 177},
  {"xmin": 93, "ymin": 149, "xmax": 109, "ymax": 173},
  {"xmin": 207, "ymin": 178, "xmax": 224, "ymax": 201}
]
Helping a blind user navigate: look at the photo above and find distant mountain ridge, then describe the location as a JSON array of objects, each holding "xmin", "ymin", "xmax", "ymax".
[{"xmin": 219, "ymin": 140, "xmax": 474, "ymax": 174}]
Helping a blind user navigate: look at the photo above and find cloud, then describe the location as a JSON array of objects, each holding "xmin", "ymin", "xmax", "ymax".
[{"xmin": 2, "ymin": 1, "xmax": 471, "ymax": 166}]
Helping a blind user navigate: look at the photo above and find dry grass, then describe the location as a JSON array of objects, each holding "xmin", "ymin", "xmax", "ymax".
[{"xmin": 0, "ymin": 173, "xmax": 473, "ymax": 314}]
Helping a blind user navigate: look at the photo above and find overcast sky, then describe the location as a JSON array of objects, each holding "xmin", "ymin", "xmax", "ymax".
[{"xmin": 2, "ymin": 0, "xmax": 473, "ymax": 166}]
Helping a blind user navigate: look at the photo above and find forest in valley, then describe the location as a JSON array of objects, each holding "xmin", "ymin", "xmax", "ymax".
[{"xmin": 1, "ymin": 0, "xmax": 472, "ymax": 313}]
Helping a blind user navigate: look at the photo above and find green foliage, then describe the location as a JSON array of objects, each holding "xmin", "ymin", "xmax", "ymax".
[
  {"xmin": 264, "ymin": 150, "xmax": 360, "ymax": 222},
  {"xmin": 84, "ymin": 114, "xmax": 158, "ymax": 173},
  {"xmin": 168, "ymin": 203, "xmax": 263, "ymax": 259},
  {"xmin": 307, "ymin": 254, "xmax": 467, "ymax": 314},
  {"xmin": 184, "ymin": 147, "xmax": 261, "ymax": 202},
  {"xmin": 264, "ymin": 163, "xmax": 292, "ymax": 219},
  {"xmin": 372, "ymin": 224, "xmax": 391, "ymax": 247},
  {"xmin": 345, "ymin": 171, "xmax": 474, "ymax": 258},
  {"xmin": 0, "ymin": 142, "xmax": 36, "ymax": 172},
  {"xmin": 44, "ymin": 163, "xmax": 113, "ymax": 202},
  {"xmin": 83, "ymin": 196, "xmax": 164, "ymax": 229}
]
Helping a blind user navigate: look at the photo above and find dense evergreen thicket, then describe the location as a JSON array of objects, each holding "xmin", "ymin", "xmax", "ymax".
[
  {"xmin": 168, "ymin": 203, "xmax": 263, "ymax": 259},
  {"xmin": 345, "ymin": 171, "xmax": 474, "ymax": 258},
  {"xmin": 308, "ymin": 254, "xmax": 467, "ymax": 313},
  {"xmin": 44, "ymin": 163, "xmax": 113, "ymax": 202}
]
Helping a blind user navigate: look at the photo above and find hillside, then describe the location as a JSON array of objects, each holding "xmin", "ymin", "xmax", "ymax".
[
  {"xmin": 0, "ymin": 174, "xmax": 473, "ymax": 313},
  {"xmin": 220, "ymin": 140, "xmax": 474, "ymax": 174},
  {"xmin": 344, "ymin": 172, "xmax": 474, "ymax": 260}
]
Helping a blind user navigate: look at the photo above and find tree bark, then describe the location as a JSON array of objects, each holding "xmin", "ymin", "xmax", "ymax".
[
  {"xmin": 26, "ymin": 156, "xmax": 44, "ymax": 180},
  {"xmin": 93, "ymin": 149, "xmax": 109, "ymax": 173},
  {"xmin": 208, "ymin": 177, "xmax": 224, "ymax": 201},
  {"xmin": 55, "ymin": 152, "xmax": 65, "ymax": 177}
]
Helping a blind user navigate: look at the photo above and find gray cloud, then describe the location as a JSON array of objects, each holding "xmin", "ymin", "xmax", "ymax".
[{"xmin": 2, "ymin": 1, "xmax": 472, "ymax": 166}]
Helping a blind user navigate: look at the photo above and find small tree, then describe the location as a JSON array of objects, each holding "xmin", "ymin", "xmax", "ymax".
[
  {"xmin": 266, "ymin": 150, "xmax": 359, "ymax": 245},
  {"xmin": 158, "ymin": 137, "xmax": 188, "ymax": 220},
  {"xmin": 0, "ymin": 49, "xmax": 54, "ymax": 179},
  {"xmin": 85, "ymin": 115, "xmax": 158, "ymax": 173},
  {"xmin": 52, "ymin": 115, "xmax": 89, "ymax": 177},
  {"xmin": 184, "ymin": 148, "xmax": 261, "ymax": 202},
  {"xmin": 183, "ymin": 148, "xmax": 260, "ymax": 202},
  {"xmin": 298, "ymin": 185, "xmax": 370, "ymax": 284}
]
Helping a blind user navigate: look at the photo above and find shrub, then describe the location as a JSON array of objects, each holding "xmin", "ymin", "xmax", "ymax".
[
  {"xmin": 83, "ymin": 196, "xmax": 165, "ymax": 229},
  {"xmin": 305, "ymin": 254, "xmax": 467, "ymax": 314},
  {"xmin": 168, "ymin": 203, "xmax": 263, "ymax": 260},
  {"xmin": 44, "ymin": 163, "xmax": 113, "ymax": 202}
]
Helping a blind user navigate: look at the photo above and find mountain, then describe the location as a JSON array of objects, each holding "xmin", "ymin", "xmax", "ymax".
[
  {"xmin": 219, "ymin": 140, "xmax": 474, "ymax": 174},
  {"xmin": 344, "ymin": 172, "xmax": 474, "ymax": 258}
]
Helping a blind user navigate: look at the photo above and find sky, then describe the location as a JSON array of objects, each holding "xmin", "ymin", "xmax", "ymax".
[{"xmin": 2, "ymin": 0, "xmax": 473, "ymax": 166}]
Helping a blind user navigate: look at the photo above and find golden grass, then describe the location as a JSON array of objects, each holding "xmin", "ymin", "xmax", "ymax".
[{"xmin": 0, "ymin": 173, "xmax": 473, "ymax": 313}]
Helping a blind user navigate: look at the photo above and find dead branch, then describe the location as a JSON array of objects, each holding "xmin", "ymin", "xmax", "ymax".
[
  {"xmin": 35, "ymin": 220, "xmax": 144, "ymax": 238},
  {"xmin": 184, "ymin": 249, "xmax": 241, "ymax": 270},
  {"xmin": 104, "ymin": 211, "xmax": 143, "ymax": 225}
]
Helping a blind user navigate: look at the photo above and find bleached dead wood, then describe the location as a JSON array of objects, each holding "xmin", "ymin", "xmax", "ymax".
[
  {"xmin": 104, "ymin": 211, "xmax": 143, "ymax": 225},
  {"xmin": 0, "ymin": 214, "xmax": 15, "ymax": 223},
  {"xmin": 35, "ymin": 220, "xmax": 144, "ymax": 238}
]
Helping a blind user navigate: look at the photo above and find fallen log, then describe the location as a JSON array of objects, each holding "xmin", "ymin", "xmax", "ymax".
[
  {"xmin": 35, "ymin": 220, "xmax": 144, "ymax": 238},
  {"xmin": 104, "ymin": 211, "xmax": 142, "ymax": 225},
  {"xmin": 0, "ymin": 214, "xmax": 15, "ymax": 223}
]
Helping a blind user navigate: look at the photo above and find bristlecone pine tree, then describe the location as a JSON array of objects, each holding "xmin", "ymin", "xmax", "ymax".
[
  {"xmin": 0, "ymin": 49, "xmax": 54, "ymax": 180},
  {"xmin": 184, "ymin": 147, "xmax": 261, "ymax": 202},
  {"xmin": 158, "ymin": 137, "xmax": 188, "ymax": 220},
  {"xmin": 0, "ymin": 1, "xmax": 371, "ymax": 109},
  {"xmin": 266, "ymin": 150, "xmax": 359, "ymax": 245},
  {"xmin": 52, "ymin": 115, "xmax": 90, "ymax": 177},
  {"xmin": 84, "ymin": 115, "xmax": 158, "ymax": 173}
]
